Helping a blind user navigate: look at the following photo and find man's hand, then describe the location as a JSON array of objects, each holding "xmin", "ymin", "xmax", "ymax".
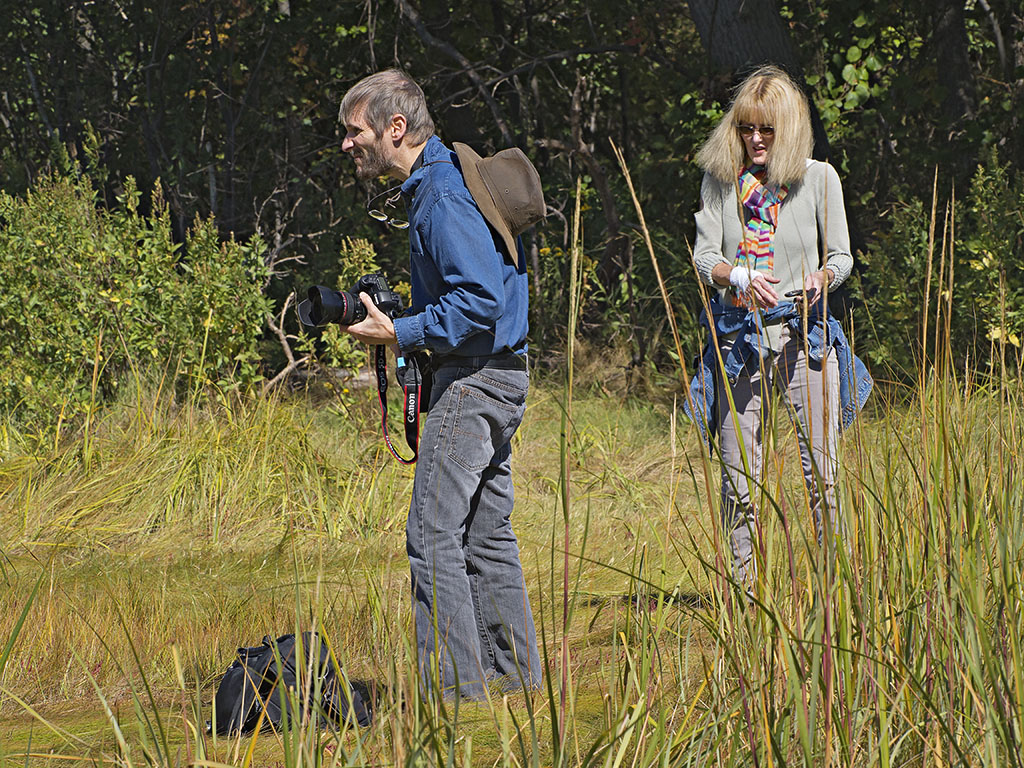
[{"xmin": 342, "ymin": 292, "xmax": 398, "ymax": 345}]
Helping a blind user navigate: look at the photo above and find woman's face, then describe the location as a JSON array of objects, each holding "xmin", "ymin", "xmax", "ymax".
[{"xmin": 737, "ymin": 120, "xmax": 775, "ymax": 167}]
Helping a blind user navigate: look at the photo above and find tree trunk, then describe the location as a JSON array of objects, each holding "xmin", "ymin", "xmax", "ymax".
[
  {"xmin": 687, "ymin": 0, "xmax": 831, "ymax": 162},
  {"xmin": 688, "ymin": 0, "xmax": 800, "ymax": 74},
  {"xmin": 1011, "ymin": 9, "xmax": 1024, "ymax": 173},
  {"xmin": 932, "ymin": 0, "xmax": 976, "ymax": 130}
]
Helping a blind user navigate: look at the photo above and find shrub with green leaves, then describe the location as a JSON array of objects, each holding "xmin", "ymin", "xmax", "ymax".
[
  {"xmin": 302, "ymin": 237, "xmax": 390, "ymax": 376},
  {"xmin": 957, "ymin": 148, "xmax": 1024, "ymax": 353},
  {"xmin": 0, "ymin": 173, "xmax": 271, "ymax": 429},
  {"xmin": 856, "ymin": 149, "xmax": 1024, "ymax": 378}
]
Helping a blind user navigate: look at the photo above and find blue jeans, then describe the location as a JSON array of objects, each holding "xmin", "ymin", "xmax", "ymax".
[{"xmin": 406, "ymin": 354, "xmax": 542, "ymax": 699}]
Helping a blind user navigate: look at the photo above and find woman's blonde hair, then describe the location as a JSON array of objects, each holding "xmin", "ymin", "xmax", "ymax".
[{"xmin": 696, "ymin": 65, "xmax": 814, "ymax": 186}]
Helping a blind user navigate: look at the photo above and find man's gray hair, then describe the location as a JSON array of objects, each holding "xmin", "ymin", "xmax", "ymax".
[{"xmin": 339, "ymin": 69, "xmax": 435, "ymax": 144}]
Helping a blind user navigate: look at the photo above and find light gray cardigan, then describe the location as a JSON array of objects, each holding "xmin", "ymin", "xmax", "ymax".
[{"xmin": 692, "ymin": 159, "xmax": 854, "ymax": 347}]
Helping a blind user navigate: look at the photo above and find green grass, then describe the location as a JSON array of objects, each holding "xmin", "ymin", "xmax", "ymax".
[
  {"xmin": 0, "ymin": 354, "xmax": 1022, "ymax": 766},
  {"xmin": 0, "ymin": 375, "xmax": 709, "ymax": 764}
]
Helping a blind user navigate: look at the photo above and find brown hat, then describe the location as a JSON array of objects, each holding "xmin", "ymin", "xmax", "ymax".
[{"xmin": 453, "ymin": 142, "xmax": 545, "ymax": 267}]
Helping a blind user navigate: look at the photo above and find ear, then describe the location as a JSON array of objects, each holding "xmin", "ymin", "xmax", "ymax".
[{"xmin": 389, "ymin": 113, "xmax": 408, "ymax": 144}]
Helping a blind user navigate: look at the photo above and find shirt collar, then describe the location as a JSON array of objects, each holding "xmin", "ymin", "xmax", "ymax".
[
  {"xmin": 401, "ymin": 135, "xmax": 449, "ymax": 197},
  {"xmin": 409, "ymin": 147, "xmax": 427, "ymax": 175}
]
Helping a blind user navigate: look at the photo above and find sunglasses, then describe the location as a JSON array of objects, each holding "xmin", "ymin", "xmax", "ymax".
[
  {"xmin": 366, "ymin": 185, "xmax": 409, "ymax": 229},
  {"xmin": 736, "ymin": 123, "xmax": 775, "ymax": 138}
]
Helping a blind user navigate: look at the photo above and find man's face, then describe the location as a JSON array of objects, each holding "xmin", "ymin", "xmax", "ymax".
[{"xmin": 341, "ymin": 106, "xmax": 393, "ymax": 181}]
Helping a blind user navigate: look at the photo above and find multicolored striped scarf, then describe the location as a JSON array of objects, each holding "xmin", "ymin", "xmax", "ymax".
[{"xmin": 731, "ymin": 165, "xmax": 788, "ymax": 307}]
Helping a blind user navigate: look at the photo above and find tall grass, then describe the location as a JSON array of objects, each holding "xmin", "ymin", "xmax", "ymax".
[{"xmin": 1, "ymin": 188, "xmax": 1022, "ymax": 766}]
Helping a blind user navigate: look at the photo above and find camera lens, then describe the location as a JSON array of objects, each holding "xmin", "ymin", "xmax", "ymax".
[
  {"xmin": 341, "ymin": 293, "xmax": 367, "ymax": 325},
  {"xmin": 300, "ymin": 286, "xmax": 366, "ymax": 326}
]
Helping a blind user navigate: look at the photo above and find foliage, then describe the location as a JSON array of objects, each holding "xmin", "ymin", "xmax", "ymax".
[
  {"xmin": 0, "ymin": 0, "xmax": 1021, "ymax": 391},
  {"xmin": 300, "ymin": 237, "xmax": 387, "ymax": 391},
  {"xmin": 0, "ymin": 171, "xmax": 270, "ymax": 430},
  {"xmin": 855, "ymin": 149, "xmax": 1024, "ymax": 377},
  {"xmin": 854, "ymin": 197, "xmax": 931, "ymax": 374},
  {"xmin": 956, "ymin": 148, "xmax": 1024, "ymax": 352}
]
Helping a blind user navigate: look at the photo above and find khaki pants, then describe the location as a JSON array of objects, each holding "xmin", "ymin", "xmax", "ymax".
[{"xmin": 716, "ymin": 325, "xmax": 841, "ymax": 583}]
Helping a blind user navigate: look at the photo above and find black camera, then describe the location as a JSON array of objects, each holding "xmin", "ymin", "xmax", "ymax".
[{"xmin": 298, "ymin": 273, "xmax": 403, "ymax": 328}]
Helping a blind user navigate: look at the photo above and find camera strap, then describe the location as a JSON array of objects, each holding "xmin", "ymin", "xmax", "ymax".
[{"xmin": 373, "ymin": 345, "xmax": 420, "ymax": 464}]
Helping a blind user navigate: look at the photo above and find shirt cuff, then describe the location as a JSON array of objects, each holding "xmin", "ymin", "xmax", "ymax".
[
  {"xmin": 393, "ymin": 314, "xmax": 426, "ymax": 353},
  {"xmin": 825, "ymin": 252, "xmax": 853, "ymax": 288}
]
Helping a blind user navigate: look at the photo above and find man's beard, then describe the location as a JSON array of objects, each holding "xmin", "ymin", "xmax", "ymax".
[{"xmin": 354, "ymin": 136, "xmax": 393, "ymax": 181}]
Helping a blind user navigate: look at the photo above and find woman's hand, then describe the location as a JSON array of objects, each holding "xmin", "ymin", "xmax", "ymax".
[
  {"xmin": 729, "ymin": 266, "xmax": 780, "ymax": 308},
  {"xmin": 749, "ymin": 272, "xmax": 781, "ymax": 308},
  {"xmin": 802, "ymin": 268, "xmax": 835, "ymax": 306}
]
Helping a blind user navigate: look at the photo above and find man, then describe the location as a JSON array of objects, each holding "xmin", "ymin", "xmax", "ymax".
[{"xmin": 337, "ymin": 69, "xmax": 541, "ymax": 699}]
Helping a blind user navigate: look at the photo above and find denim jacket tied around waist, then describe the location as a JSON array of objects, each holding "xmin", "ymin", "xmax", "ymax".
[{"xmin": 683, "ymin": 298, "xmax": 873, "ymax": 446}]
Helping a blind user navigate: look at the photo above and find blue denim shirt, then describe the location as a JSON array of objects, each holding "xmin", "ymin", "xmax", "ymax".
[
  {"xmin": 392, "ymin": 136, "xmax": 529, "ymax": 357},
  {"xmin": 683, "ymin": 298, "xmax": 873, "ymax": 446}
]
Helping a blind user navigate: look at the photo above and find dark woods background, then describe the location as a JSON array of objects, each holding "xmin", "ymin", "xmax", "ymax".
[{"xmin": 1, "ymin": 0, "xmax": 1022, "ymax": 423}]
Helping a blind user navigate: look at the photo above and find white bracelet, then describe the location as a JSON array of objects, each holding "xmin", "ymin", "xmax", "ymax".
[{"xmin": 729, "ymin": 265, "xmax": 752, "ymax": 293}]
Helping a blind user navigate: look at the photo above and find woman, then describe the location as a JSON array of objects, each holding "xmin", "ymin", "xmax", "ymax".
[{"xmin": 690, "ymin": 65, "xmax": 857, "ymax": 586}]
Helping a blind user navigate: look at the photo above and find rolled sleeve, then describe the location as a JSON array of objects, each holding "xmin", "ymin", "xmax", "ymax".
[
  {"xmin": 818, "ymin": 163, "xmax": 853, "ymax": 287},
  {"xmin": 693, "ymin": 173, "xmax": 730, "ymax": 287}
]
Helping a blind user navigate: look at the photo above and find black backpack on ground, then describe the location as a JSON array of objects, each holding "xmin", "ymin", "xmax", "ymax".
[{"xmin": 208, "ymin": 632, "xmax": 372, "ymax": 735}]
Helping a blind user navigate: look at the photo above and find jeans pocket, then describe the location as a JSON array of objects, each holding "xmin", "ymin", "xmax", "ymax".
[{"xmin": 447, "ymin": 372, "xmax": 525, "ymax": 473}]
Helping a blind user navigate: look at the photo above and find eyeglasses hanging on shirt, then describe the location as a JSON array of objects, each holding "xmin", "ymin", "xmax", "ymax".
[{"xmin": 366, "ymin": 185, "xmax": 409, "ymax": 229}]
